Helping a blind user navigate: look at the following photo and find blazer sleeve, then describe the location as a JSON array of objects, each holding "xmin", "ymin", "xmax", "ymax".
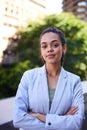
[
  {"xmin": 13, "ymin": 71, "xmax": 45, "ymax": 130},
  {"xmin": 45, "ymin": 77, "xmax": 84, "ymax": 130}
]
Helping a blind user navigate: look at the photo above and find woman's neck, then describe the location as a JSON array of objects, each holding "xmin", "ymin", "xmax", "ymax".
[{"xmin": 45, "ymin": 63, "xmax": 61, "ymax": 77}]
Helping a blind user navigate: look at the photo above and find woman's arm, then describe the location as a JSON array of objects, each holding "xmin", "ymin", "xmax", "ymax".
[
  {"xmin": 29, "ymin": 77, "xmax": 84, "ymax": 130},
  {"xmin": 44, "ymin": 78, "xmax": 84, "ymax": 130},
  {"xmin": 29, "ymin": 106, "xmax": 78, "ymax": 122},
  {"xmin": 13, "ymin": 72, "xmax": 45, "ymax": 130}
]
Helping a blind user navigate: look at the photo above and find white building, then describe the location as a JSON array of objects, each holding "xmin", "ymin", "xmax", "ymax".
[{"xmin": 0, "ymin": 0, "xmax": 47, "ymax": 62}]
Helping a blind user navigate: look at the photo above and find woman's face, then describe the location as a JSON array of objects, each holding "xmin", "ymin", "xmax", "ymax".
[{"xmin": 40, "ymin": 32, "xmax": 66, "ymax": 65}]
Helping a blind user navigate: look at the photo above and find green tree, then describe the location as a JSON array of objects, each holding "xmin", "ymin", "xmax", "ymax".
[
  {"xmin": 0, "ymin": 60, "xmax": 35, "ymax": 98},
  {"xmin": 16, "ymin": 12, "xmax": 87, "ymax": 80},
  {"xmin": 0, "ymin": 12, "xmax": 87, "ymax": 98}
]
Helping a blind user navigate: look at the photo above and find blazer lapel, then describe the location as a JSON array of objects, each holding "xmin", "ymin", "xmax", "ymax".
[
  {"xmin": 39, "ymin": 65, "xmax": 49, "ymax": 114},
  {"xmin": 50, "ymin": 68, "xmax": 67, "ymax": 113}
]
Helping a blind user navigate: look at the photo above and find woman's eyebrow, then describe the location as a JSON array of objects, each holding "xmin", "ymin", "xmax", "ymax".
[
  {"xmin": 40, "ymin": 42, "xmax": 47, "ymax": 44},
  {"xmin": 41, "ymin": 40, "xmax": 58, "ymax": 44},
  {"xmin": 51, "ymin": 40, "xmax": 58, "ymax": 43}
]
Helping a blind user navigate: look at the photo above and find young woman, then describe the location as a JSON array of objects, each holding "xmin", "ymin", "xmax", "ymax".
[{"xmin": 13, "ymin": 27, "xmax": 84, "ymax": 130}]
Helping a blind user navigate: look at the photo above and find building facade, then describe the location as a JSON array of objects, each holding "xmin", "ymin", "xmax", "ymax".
[
  {"xmin": 62, "ymin": 0, "xmax": 87, "ymax": 21},
  {"xmin": 0, "ymin": 0, "xmax": 46, "ymax": 62}
]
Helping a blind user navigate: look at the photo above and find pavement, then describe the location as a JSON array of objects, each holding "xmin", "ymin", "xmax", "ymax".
[
  {"xmin": 0, "ymin": 97, "xmax": 18, "ymax": 130},
  {"xmin": 0, "ymin": 97, "xmax": 15, "ymax": 125}
]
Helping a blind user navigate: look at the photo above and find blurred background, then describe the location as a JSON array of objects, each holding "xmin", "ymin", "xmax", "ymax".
[{"xmin": 0, "ymin": 0, "xmax": 87, "ymax": 129}]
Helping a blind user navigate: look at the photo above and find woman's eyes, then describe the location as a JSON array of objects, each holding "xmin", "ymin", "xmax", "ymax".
[
  {"xmin": 53, "ymin": 43, "xmax": 59, "ymax": 47},
  {"xmin": 41, "ymin": 43, "xmax": 60, "ymax": 49},
  {"xmin": 41, "ymin": 45, "xmax": 47, "ymax": 48}
]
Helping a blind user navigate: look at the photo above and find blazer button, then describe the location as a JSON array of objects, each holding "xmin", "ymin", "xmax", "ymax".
[{"xmin": 48, "ymin": 122, "xmax": 51, "ymax": 125}]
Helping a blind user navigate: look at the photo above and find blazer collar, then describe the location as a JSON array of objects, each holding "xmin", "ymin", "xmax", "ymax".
[
  {"xmin": 39, "ymin": 64, "xmax": 67, "ymax": 79},
  {"xmin": 39, "ymin": 65, "xmax": 68, "ymax": 113},
  {"xmin": 50, "ymin": 67, "xmax": 68, "ymax": 113}
]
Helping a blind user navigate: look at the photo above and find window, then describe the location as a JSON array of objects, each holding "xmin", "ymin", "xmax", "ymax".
[
  {"xmin": 78, "ymin": 1, "xmax": 87, "ymax": 6},
  {"xmin": 77, "ymin": 7, "xmax": 86, "ymax": 12}
]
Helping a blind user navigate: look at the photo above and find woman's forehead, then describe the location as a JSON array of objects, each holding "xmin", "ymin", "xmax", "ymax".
[{"xmin": 40, "ymin": 32, "xmax": 61, "ymax": 42}]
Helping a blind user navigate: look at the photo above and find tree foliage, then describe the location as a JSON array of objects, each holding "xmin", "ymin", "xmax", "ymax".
[
  {"xmin": 16, "ymin": 12, "xmax": 87, "ymax": 80},
  {"xmin": 0, "ymin": 60, "xmax": 35, "ymax": 98},
  {"xmin": 0, "ymin": 12, "xmax": 87, "ymax": 98}
]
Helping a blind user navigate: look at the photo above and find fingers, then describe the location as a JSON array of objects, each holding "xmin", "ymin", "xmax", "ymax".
[
  {"xmin": 29, "ymin": 112, "xmax": 37, "ymax": 117},
  {"xmin": 66, "ymin": 106, "xmax": 78, "ymax": 115}
]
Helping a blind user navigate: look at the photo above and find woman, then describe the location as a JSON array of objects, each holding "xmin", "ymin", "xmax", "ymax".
[{"xmin": 13, "ymin": 27, "xmax": 84, "ymax": 130}]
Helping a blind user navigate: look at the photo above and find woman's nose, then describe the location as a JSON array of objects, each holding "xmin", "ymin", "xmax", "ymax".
[{"xmin": 47, "ymin": 46, "xmax": 53, "ymax": 52}]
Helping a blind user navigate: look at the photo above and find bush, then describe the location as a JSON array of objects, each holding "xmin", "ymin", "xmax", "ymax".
[{"xmin": 0, "ymin": 60, "xmax": 36, "ymax": 98}]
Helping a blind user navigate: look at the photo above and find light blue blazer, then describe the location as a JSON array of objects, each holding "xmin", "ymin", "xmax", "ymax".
[{"xmin": 13, "ymin": 65, "xmax": 84, "ymax": 130}]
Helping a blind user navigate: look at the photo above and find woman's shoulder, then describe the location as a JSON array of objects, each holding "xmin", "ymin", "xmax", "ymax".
[
  {"xmin": 19, "ymin": 67, "xmax": 42, "ymax": 86},
  {"xmin": 22, "ymin": 65, "xmax": 45, "ymax": 80},
  {"xmin": 23, "ymin": 67, "xmax": 41, "ymax": 77},
  {"xmin": 66, "ymin": 70, "xmax": 80, "ymax": 78},
  {"xmin": 64, "ymin": 68, "xmax": 80, "ymax": 81}
]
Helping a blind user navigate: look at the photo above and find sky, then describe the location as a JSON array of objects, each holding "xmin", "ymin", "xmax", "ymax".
[{"xmin": 46, "ymin": 0, "xmax": 63, "ymax": 14}]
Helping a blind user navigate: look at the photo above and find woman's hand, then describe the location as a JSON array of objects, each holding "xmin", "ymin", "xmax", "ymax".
[
  {"xmin": 29, "ymin": 111, "xmax": 46, "ymax": 122},
  {"xmin": 28, "ymin": 106, "xmax": 78, "ymax": 122},
  {"xmin": 66, "ymin": 106, "xmax": 78, "ymax": 115}
]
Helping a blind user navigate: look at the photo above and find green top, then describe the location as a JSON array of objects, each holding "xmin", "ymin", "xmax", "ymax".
[{"xmin": 48, "ymin": 88, "xmax": 55, "ymax": 109}]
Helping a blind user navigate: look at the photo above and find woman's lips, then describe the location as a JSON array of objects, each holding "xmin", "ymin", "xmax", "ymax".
[{"xmin": 47, "ymin": 54, "xmax": 55, "ymax": 58}]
